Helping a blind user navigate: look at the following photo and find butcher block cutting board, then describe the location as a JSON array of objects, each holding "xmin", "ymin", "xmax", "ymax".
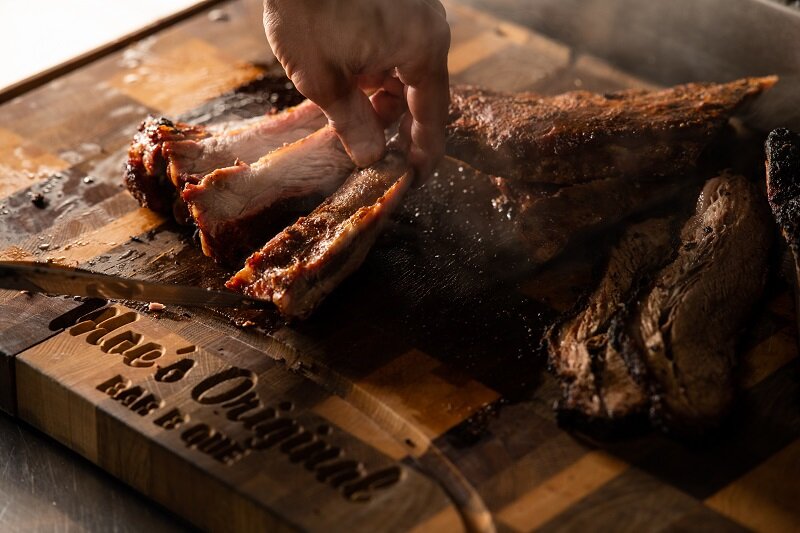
[{"xmin": 1, "ymin": 0, "xmax": 799, "ymax": 531}]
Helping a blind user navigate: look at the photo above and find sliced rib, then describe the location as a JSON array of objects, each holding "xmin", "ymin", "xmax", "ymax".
[
  {"xmin": 226, "ymin": 151, "xmax": 413, "ymax": 319},
  {"xmin": 448, "ymin": 77, "xmax": 776, "ymax": 184},
  {"xmin": 182, "ymin": 127, "xmax": 353, "ymax": 265},
  {"xmin": 125, "ymin": 99, "xmax": 325, "ymax": 216}
]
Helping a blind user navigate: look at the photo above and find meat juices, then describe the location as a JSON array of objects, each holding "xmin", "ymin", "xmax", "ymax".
[
  {"xmin": 125, "ymin": 100, "xmax": 325, "ymax": 217},
  {"xmin": 227, "ymin": 151, "xmax": 413, "ymax": 319},
  {"xmin": 447, "ymin": 77, "xmax": 776, "ymax": 185},
  {"xmin": 182, "ymin": 127, "xmax": 354, "ymax": 264}
]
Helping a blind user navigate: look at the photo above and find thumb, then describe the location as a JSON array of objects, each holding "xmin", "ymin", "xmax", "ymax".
[{"xmin": 290, "ymin": 68, "xmax": 385, "ymax": 168}]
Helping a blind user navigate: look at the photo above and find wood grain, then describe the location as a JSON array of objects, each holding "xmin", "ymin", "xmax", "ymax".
[
  {"xmin": 16, "ymin": 304, "xmax": 457, "ymax": 532},
  {"xmin": 0, "ymin": 0, "xmax": 797, "ymax": 531},
  {"xmin": 706, "ymin": 438, "xmax": 800, "ymax": 532}
]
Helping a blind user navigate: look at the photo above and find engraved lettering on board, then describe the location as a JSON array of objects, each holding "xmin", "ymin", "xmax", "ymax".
[{"xmin": 53, "ymin": 305, "xmax": 403, "ymax": 501}]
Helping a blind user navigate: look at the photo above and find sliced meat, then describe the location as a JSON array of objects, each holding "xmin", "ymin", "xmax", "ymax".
[
  {"xmin": 125, "ymin": 117, "xmax": 208, "ymax": 215},
  {"xmin": 448, "ymin": 77, "xmax": 776, "ymax": 184},
  {"xmin": 547, "ymin": 216, "xmax": 679, "ymax": 420},
  {"xmin": 166, "ymin": 100, "xmax": 325, "ymax": 184},
  {"xmin": 227, "ymin": 151, "xmax": 413, "ymax": 318},
  {"xmin": 766, "ymin": 128, "xmax": 800, "ymax": 254},
  {"xmin": 494, "ymin": 175, "xmax": 692, "ymax": 264},
  {"xmin": 766, "ymin": 129, "xmax": 800, "ymax": 335},
  {"xmin": 125, "ymin": 100, "xmax": 325, "ymax": 217},
  {"xmin": 182, "ymin": 127, "xmax": 353, "ymax": 264},
  {"xmin": 622, "ymin": 174, "xmax": 772, "ymax": 432}
]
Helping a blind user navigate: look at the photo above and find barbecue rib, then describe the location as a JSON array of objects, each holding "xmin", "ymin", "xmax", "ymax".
[
  {"xmin": 182, "ymin": 127, "xmax": 353, "ymax": 264},
  {"xmin": 226, "ymin": 151, "xmax": 413, "ymax": 318},
  {"xmin": 494, "ymin": 175, "xmax": 692, "ymax": 264},
  {"xmin": 547, "ymin": 216, "xmax": 680, "ymax": 420},
  {"xmin": 622, "ymin": 173, "xmax": 772, "ymax": 431},
  {"xmin": 448, "ymin": 77, "xmax": 776, "ymax": 184},
  {"xmin": 125, "ymin": 100, "xmax": 325, "ymax": 216}
]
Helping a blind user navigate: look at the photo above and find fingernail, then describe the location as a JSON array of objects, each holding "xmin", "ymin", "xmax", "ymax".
[{"xmin": 345, "ymin": 131, "xmax": 385, "ymax": 168}]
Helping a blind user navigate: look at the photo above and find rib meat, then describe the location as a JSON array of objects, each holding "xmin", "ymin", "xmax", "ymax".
[
  {"xmin": 494, "ymin": 175, "xmax": 692, "ymax": 264},
  {"xmin": 622, "ymin": 173, "xmax": 772, "ymax": 431},
  {"xmin": 125, "ymin": 100, "xmax": 325, "ymax": 216},
  {"xmin": 448, "ymin": 77, "xmax": 776, "ymax": 184},
  {"xmin": 547, "ymin": 216, "xmax": 680, "ymax": 420},
  {"xmin": 182, "ymin": 127, "xmax": 353, "ymax": 264},
  {"xmin": 226, "ymin": 151, "xmax": 413, "ymax": 318}
]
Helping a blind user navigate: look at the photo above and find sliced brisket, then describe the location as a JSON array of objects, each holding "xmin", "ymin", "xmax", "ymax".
[
  {"xmin": 547, "ymin": 216, "xmax": 680, "ymax": 420},
  {"xmin": 623, "ymin": 174, "xmax": 772, "ymax": 431}
]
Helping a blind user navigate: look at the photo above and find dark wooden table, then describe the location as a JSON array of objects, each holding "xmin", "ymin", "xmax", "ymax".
[{"xmin": 1, "ymin": 0, "xmax": 799, "ymax": 531}]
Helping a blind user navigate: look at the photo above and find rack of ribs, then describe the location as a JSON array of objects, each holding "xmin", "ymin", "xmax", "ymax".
[
  {"xmin": 125, "ymin": 99, "xmax": 325, "ymax": 217},
  {"xmin": 182, "ymin": 126, "xmax": 354, "ymax": 264},
  {"xmin": 448, "ymin": 77, "xmax": 776, "ymax": 185},
  {"xmin": 226, "ymin": 150, "xmax": 413, "ymax": 319}
]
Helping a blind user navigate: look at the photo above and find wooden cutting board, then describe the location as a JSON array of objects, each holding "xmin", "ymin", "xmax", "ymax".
[{"xmin": 1, "ymin": 0, "xmax": 799, "ymax": 531}]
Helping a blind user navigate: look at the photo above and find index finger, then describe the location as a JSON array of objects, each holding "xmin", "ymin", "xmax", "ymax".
[{"xmin": 397, "ymin": 16, "xmax": 451, "ymax": 182}]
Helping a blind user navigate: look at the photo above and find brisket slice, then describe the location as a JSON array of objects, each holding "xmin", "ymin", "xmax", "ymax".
[
  {"xmin": 125, "ymin": 100, "xmax": 325, "ymax": 217},
  {"xmin": 547, "ymin": 216, "xmax": 680, "ymax": 420},
  {"xmin": 621, "ymin": 174, "xmax": 772, "ymax": 432},
  {"xmin": 182, "ymin": 127, "xmax": 353, "ymax": 265},
  {"xmin": 447, "ymin": 77, "xmax": 776, "ymax": 184},
  {"xmin": 226, "ymin": 151, "xmax": 412, "ymax": 319},
  {"xmin": 494, "ymin": 175, "xmax": 691, "ymax": 264}
]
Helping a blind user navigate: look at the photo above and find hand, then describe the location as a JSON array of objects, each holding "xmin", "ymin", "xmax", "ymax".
[{"xmin": 263, "ymin": 0, "xmax": 451, "ymax": 182}]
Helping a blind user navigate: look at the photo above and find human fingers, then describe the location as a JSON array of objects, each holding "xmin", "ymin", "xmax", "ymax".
[
  {"xmin": 396, "ymin": 18, "xmax": 450, "ymax": 182},
  {"xmin": 290, "ymin": 65, "xmax": 386, "ymax": 168}
]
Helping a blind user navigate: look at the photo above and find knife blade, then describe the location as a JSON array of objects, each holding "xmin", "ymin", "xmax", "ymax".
[{"xmin": 0, "ymin": 261, "xmax": 264, "ymax": 308}]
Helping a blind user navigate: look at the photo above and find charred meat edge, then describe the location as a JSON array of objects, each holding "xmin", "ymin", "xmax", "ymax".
[
  {"xmin": 766, "ymin": 128, "xmax": 800, "ymax": 255},
  {"xmin": 547, "ymin": 216, "xmax": 680, "ymax": 420},
  {"xmin": 125, "ymin": 99, "xmax": 324, "ymax": 217},
  {"xmin": 227, "ymin": 151, "xmax": 413, "ymax": 318},
  {"xmin": 182, "ymin": 127, "xmax": 353, "ymax": 265},
  {"xmin": 620, "ymin": 173, "xmax": 772, "ymax": 432},
  {"xmin": 447, "ymin": 77, "xmax": 776, "ymax": 185},
  {"xmin": 765, "ymin": 128, "xmax": 800, "ymax": 335}
]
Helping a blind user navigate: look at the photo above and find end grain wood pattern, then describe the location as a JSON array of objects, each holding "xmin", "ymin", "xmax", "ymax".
[{"xmin": 0, "ymin": 0, "xmax": 798, "ymax": 531}]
